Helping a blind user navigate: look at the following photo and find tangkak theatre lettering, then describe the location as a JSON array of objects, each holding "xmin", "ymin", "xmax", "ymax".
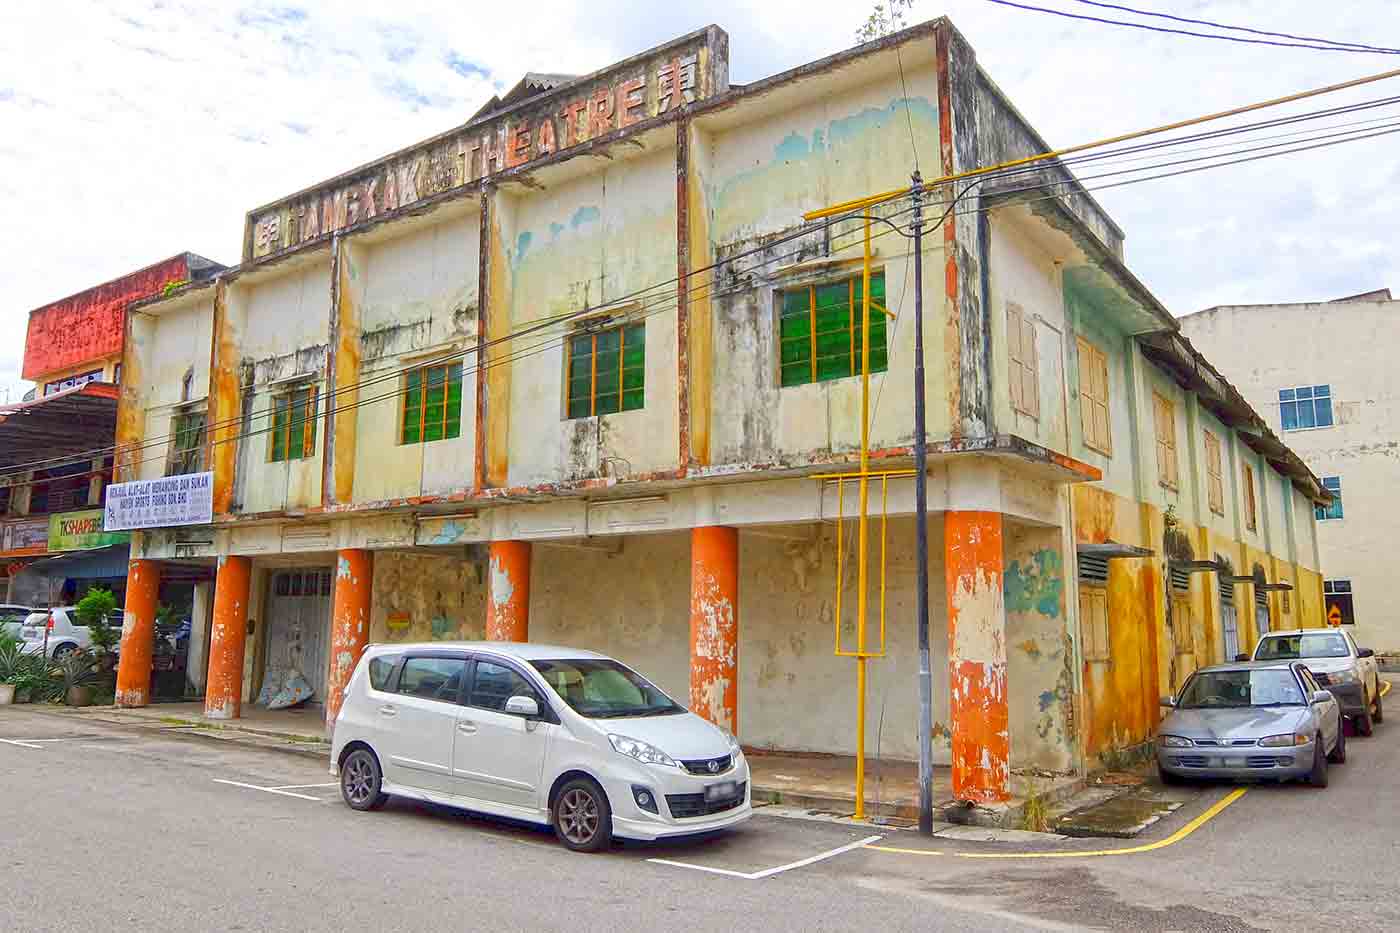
[{"xmin": 246, "ymin": 28, "xmax": 727, "ymax": 262}]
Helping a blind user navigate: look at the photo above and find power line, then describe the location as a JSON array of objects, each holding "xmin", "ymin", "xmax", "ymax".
[
  {"xmin": 24, "ymin": 79, "xmax": 1400, "ymax": 479},
  {"xmin": 982, "ymin": 0, "xmax": 1400, "ymax": 54},
  {"xmin": 1068, "ymin": 0, "xmax": 1400, "ymax": 55},
  {"xmin": 13, "ymin": 85, "xmax": 1400, "ymax": 485}
]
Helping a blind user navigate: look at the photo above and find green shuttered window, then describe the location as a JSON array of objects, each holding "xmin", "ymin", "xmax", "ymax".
[
  {"xmin": 270, "ymin": 386, "xmax": 318, "ymax": 462},
  {"xmin": 401, "ymin": 363, "xmax": 463, "ymax": 445},
  {"xmin": 567, "ymin": 322, "xmax": 645, "ymax": 419},
  {"xmin": 779, "ymin": 271, "xmax": 887, "ymax": 387}
]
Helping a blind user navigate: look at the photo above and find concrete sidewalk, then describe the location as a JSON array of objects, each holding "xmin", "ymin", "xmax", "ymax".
[{"xmin": 30, "ymin": 701, "xmax": 1081, "ymax": 827}]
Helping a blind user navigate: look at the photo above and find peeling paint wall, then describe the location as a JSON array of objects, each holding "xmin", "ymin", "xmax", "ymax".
[
  {"xmin": 1003, "ymin": 522, "xmax": 1073, "ymax": 772},
  {"xmin": 368, "ymin": 551, "xmax": 487, "ymax": 644},
  {"xmin": 134, "ymin": 295, "xmax": 215, "ymax": 482},
  {"xmin": 699, "ymin": 65, "xmax": 948, "ymax": 465},
  {"xmin": 352, "ymin": 212, "xmax": 480, "ymax": 503},
  {"xmin": 988, "ymin": 215, "xmax": 1068, "ymax": 453},
  {"xmin": 503, "ymin": 148, "xmax": 680, "ymax": 487},
  {"xmin": 238, "ymin": 262, "xmax": 331, "ymax": 513}
]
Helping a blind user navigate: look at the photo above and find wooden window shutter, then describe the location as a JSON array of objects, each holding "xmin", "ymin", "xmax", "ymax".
[
  {"xmin": 1021, "ymin": 313, "xmax": 1040, "ymax": 418},
  {"xmin": 1007, "ymin": 304, "xmax": 1024, "ymax": 413}
]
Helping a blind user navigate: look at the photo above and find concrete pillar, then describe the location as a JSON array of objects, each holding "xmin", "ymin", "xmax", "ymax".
[
  {"xmin": 689, "ymin": 526, "xmax": 738, "ymax": 734},
  {"xmin": 186, "ymin": 580, "xmax": 213, "ymax": 695},
  {"xmin": 326, "ymin": 549, "xmax": 374, "ymax": 729},
  {"xmin": 115, "ymin": 559, "xmax": 162, "ymax": 708},
  {"xmin": 486, "ymin": 541, "xmax": 531, "ymax": 641},
  {"xmin": 945, "ymin": 510, "xmax": 1009, "ymax": 804},
  {"xmin": 205, "ymin": 556, "xmax": 252, "ymax": 720}
]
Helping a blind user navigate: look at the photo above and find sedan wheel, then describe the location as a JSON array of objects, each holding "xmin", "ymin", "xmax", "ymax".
[
  {"xmin": 1308, "ymin": 736, "xmax": 1329, "ymax": 788},
  {"xmin": 553, "ymin": 778, "xmax": 612, "ymax": 853},
  {"xmin": 340, "ymin": 748, "xmax": 389, "ymax": 811}
]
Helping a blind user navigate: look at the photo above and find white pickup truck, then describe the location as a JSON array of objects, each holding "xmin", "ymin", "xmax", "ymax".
[{"xmin": 1251, "ymin": 628, "xmax": 1384, "ymax": 735}]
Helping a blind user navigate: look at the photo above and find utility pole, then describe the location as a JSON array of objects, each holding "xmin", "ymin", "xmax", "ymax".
[{"xmin": 910, "ymin": 172, "xmax": 934, "ymax": 835}]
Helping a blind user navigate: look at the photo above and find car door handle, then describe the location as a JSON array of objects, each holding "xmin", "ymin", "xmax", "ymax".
[
  {"xmin": 378, "ymin": 705, "xmax": 397, "ymax": 717},
  {"xmin": 457, "ymin": 721, "xmax": 477, "ymax": 734}
]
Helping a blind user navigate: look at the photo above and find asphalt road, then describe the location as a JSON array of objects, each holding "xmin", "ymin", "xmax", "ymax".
[{"xmin": 2, "ymin": 707, "xmax": 1396, "ymax": 932}]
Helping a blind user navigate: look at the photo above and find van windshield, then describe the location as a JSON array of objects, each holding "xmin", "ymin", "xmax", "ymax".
[{"xmin": 531, "ymin": 659, "xmax": 684, "ymax": 719}]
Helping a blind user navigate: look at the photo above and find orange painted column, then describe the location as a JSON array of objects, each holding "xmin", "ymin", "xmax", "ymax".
[
  {"xmin": 115, "ymin": 560, "xmax": 162, "ymax": 708},
  {"xmin": 689, "ymin": 526, "xmax": 738, "ymax": 735},
  {"xmin": 204, "ymin": 556, "xmax": 252, "ymax": 720},
  {"xmin": 325, "ymin": 549, "xmax": 373, "ymax": 730},
  {"xmin": 486, "ymin": 541, "xmax": 531, "ymax": 641},
  {"xmin": 945, "ymin": 511, "xmax": 1009, "ymax": 803}
]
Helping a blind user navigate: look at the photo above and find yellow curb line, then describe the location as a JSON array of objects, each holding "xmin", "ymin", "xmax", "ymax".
[{"xmin": 868, "ymin": 787, "xmax": 1248, "ymax": 860}]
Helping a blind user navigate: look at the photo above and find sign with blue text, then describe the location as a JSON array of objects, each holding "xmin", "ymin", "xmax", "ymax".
[{"xmin": 103, "ymin": 472, "xmax": 214, "ymax": 532}]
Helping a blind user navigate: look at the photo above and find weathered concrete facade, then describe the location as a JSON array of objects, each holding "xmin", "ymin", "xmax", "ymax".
[
  {"xmin": 1181, "ymin": 292, "xmax": 1393, "ymax": 652},
  {"xmin": 112, "ymin": 19, "xmax": 1326, "ymax": 800}
]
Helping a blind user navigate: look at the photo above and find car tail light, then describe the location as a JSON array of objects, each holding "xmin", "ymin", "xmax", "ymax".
[{"xmin": 47, "ymin": 614, "xmax": 54, "ymax": 630}]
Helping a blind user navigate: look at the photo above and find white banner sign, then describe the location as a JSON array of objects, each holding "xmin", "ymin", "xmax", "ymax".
[{"xmin": 103, "ymin": 472, "xmax": 214, "ymax": 532}]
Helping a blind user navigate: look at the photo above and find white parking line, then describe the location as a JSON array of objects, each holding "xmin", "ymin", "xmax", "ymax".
[
  {"xmin": 267, "ymin": 783, "xmax": 339, "ymax": 790},
  {"xmin": 212, "ymin": 779, "xmax": 324, "ymax": 801},
  {"xmin": 648, "ymin": 834, "xmax": 883, "ymax": 881},
  {"xmin": 0, "ymin": 738, "xmax": 66, "ymax": 749}
]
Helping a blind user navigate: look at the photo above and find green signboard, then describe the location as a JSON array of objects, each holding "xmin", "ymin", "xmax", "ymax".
[{"xmin": 49, "ymin": 509, "xmax": 129, "ymax": 552}]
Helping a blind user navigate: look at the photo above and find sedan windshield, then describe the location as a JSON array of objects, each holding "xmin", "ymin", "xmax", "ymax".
[
  {"xmin": 531, "ymin": 659, "xmax": 685, "ymax": 719},
  {"xmin": 1177, "ymin": 669, "xmax": 1305, "ymax": 708},
  {"xmin": 1255, "ymin": 633, "xmax": 1349, "ymax": 660}
]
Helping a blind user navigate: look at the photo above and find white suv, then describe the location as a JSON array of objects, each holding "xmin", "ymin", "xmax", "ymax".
[{"xmin": 330, "ymin": 642, "xmax": 751, "ymax": 852}]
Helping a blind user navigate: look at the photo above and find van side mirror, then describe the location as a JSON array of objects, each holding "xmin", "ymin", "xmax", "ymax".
[
  {"xmin": 1311, "ymin": 690, "xmax": 1333, "ymax": 705},
  {"xmin": 1358, "ymin": 648, "xmax": 1375, "ymax": 659},
  {"xmin": 1159, "ymin": 695, "xmax": 1175, "ymax": 708},
  {"xmin": 504, "ymin": 695, "xmax": 540, "ymax": 718},
  {"xmin": 1234, "ymin": 653, "xmax": 1249, "ymax": 662}
]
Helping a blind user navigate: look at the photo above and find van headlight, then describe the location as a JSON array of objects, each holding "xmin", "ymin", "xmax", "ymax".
[
  {"xmin": 726, "ymin": 732, "xmax": 742, "ymax": 758},
  {"xmin": 1330, "ymin": 669, "xmax": 1359, "ymax": 685},
  {"xmin": 608, "ymin": 734, "xmax": 678, "ymax": 767},
  {"xmin": 1158, "ymin": 735, "xmax": 1193, "ymax": 748}
]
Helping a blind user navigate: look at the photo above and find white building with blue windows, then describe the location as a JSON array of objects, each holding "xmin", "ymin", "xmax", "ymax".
[{"xmin": 1181, "ymin": 288, "xmax": 1398, "ymax": 652}]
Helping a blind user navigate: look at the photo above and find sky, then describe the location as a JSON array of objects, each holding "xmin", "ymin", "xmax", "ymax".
[{"xmin": 1, "ymin": 1, "xmax": 1396, "ymax": 398}]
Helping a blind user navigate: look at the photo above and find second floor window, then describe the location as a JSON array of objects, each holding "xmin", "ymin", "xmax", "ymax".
[
  {"xmin": 270, "ymin": 386, "xmax": 318, "ymax": 462},
  {"xmin": 1315, "ymin": 476, "xmax": 1343, "ymax": 520},
  {"xmin": 567, "ymin": 322, "xmax": 645, "ymax": 418},
  {"xmin": 1279, "ymin": 384, "xmax": 1332, "ymax": 431},
  {"xmin": 1203, "ymin": 430, "xmax": 1225, "ymax": 515},
  {"xmin": 778, "ymin": 272, "xmax": 887, "ymax": 387},
  {"xmin": 1152, "ymin": 392, "xmax": 1178, "ymax": 490},
  {"xmin": 170, "ymin": 410, "xmax": 207, "ymax": 476},
  {"xmin": 1007, "ymin": 303, "xmax": 1040, "ymax": 418},
  {"xmin": 1076, "ymin": 337, "xmax": 1111, "ymax": 454},
  {"xmin": 401, "ymin": 363, "xmax": 463, "ymax": 444}
]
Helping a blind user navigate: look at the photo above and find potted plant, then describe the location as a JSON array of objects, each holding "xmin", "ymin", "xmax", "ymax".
[
  {"xmin": 76, "ymin": 587, "xmax": 120, "ymax": 671},
  {"xmin": 12, "ymin": 654, "xmax": 57, "ymax": 704},
  {"xmin": 56, "ymin": 649, "xmax": 98, "ymax": 707},
  {"xmin": 0, "ymin": 634, "xmax": 21, "ymax": 704}
]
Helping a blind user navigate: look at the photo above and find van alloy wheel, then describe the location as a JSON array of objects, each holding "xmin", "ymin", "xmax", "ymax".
[
  {"xmin": 559, "ymin": 789, "xmax": 599, "ymax": 843},
  {"xmin": 340, "ymin": 749, "xmax": 388, "ymax": 811},
  {"xmin": 553, "ymin": 778, "xmax": 612, "ymax": 853}
]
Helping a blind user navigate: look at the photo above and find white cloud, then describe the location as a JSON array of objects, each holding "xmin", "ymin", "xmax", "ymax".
[{"xmin": 0, "ymin": 0, "xmax": 1395, "ymax": 397}]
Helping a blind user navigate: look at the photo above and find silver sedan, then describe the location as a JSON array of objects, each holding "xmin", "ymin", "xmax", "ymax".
[{"xmin": 1157, "ymin": 661, "xmax": 1344, "ymax": 787}]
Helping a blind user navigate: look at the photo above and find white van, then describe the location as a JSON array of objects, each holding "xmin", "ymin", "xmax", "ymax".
[{"xmin": 330, "ymin": 642, "xmax": 751, "ymax": 852}]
